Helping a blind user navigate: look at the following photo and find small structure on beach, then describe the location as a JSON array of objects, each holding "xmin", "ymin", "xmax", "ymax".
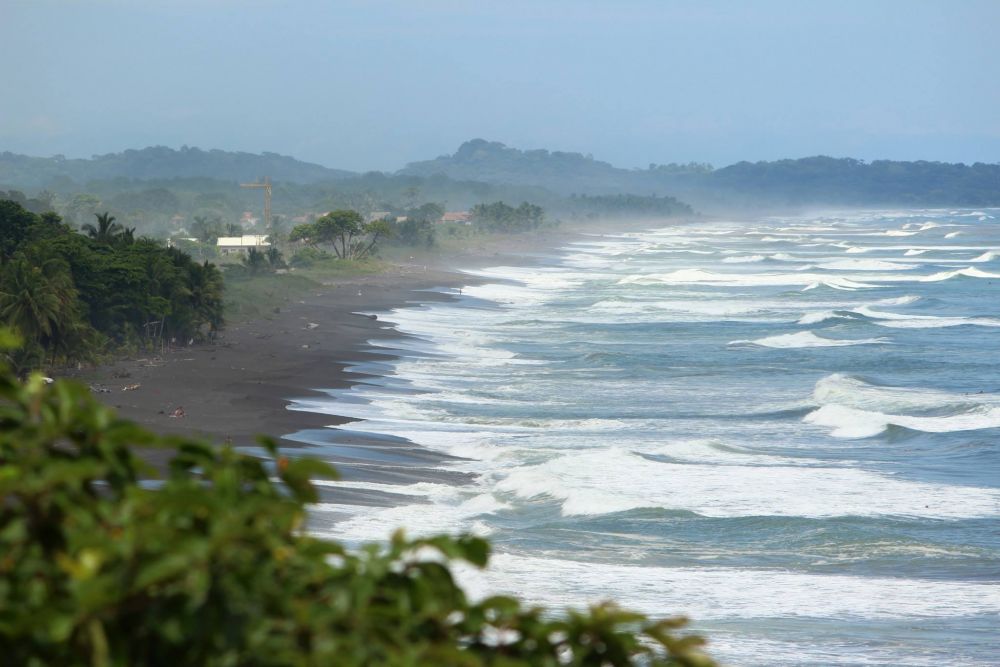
[{"xmin": 216, "ymin": 235, "xmax": 271, "ymax": 256}]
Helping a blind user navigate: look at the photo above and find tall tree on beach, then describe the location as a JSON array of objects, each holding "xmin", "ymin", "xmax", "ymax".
[{"xmin": 289, "ymin": 210, "xmax": 389, "ymax": 260}]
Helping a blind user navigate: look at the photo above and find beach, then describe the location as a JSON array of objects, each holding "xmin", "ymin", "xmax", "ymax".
[
  {"xmin": 292, "ymin": 209, "xmax": 1000, "ymax": 666},
  {"xmin": 66, "ymin": 266, "xmax": 460, "ymax": 464},
  {"xmin": 66, "ymin": 225, "xmax": 591, "ymax": 475}
]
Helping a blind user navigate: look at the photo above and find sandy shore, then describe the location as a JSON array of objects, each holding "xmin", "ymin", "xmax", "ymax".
[
  {"xmin": 65, "ymin": 227, "xmax": 575, "ymax": 484},
  {"xmin": 70, "ymin": 264, "xmax": 468, "ymax": 446},
  {"xmin": 67, "ymin": 221, "xmax": 682, "ymax": 487}
]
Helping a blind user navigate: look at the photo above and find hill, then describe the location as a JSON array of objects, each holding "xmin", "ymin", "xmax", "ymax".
[
  {"xmin": 402, "ymin": 139, "xmax": 1000, "ymax": 208},
  {"xmin": 0, "ymin": 146, "xmax": 356, "ymax": 190},
  {"xmin": 399, "ymin": 139, "xmax": 662, "ymax": 195}
]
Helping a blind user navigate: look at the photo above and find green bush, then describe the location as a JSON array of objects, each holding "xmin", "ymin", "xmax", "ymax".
[
  {"xmin": 289, "ymin": 246, "xmax": 334, "ymax": 268},
  {"xmin": 0, "ymin": 331, "xmax": 716, "ymax": 667}
]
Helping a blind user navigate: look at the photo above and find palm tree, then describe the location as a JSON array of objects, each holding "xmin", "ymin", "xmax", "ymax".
[
  {"xmin": 0, "ymin": 255, "xmax": 80, "ymax": 363},
  {"xmin": 189, "ymin": 261, "xmax": 224, "ymax": 333},
  {"xmin": 81, "ymin": 212, "xmax": 124, "ymax": 243},
  {"xmin": 117, "ymin": 226, "xmax": 136, "ymax": 245},
  {"xmin": 241, "ymin": 247, "xmax": 269, "ymax": 276},
  {"xmin": 265, "ymin": 247, "xmax": 285, "ymax": 269}
]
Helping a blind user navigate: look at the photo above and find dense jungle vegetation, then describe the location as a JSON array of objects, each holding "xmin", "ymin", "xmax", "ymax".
[{"xmin": 0, "ymin": 200, "xmax": 223, "ymax": 371}]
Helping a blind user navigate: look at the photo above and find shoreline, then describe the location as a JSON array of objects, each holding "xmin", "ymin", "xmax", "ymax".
[
  {"xmin": 70, "ymin": 264, "xmax": 471, "ymax": 451},
  {"xmin": 69, "ymin": 219, "xmax": 688, "ymax": 474}
]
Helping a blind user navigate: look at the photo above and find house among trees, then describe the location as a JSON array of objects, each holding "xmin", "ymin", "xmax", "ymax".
[
  {"xmin": 216, "ymin": 234, "xmax": 271, "ymax": 255},
  {"xmin": 441, "ymin": 211, "xmax": 471, "ymax": 224},
  {"xmin": 365, "ymin": 210, "xmax": 392, "ymax": 222}
]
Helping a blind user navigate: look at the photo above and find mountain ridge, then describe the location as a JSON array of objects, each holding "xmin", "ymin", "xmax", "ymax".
[
  {"xmin": 0, "ymin": 145, "xmax": 356, "ymax": 190},
  {"xmin": 3, "ymin": 139, "xmax": 999, "ymax": 208}
]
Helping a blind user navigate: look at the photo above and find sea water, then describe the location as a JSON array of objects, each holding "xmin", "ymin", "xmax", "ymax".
[{"xmin": 295, "ymin": 209, "xmax": 1000, "ymax": 666}]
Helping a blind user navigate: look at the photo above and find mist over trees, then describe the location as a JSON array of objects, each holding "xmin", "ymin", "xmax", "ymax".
[
  {"xmin": 3, "ymin": 139, "xmax": 998, "ymax": 244},
  {"xmin": 0, "ymin": 146, "xmax": 354, "ymax": 190}
]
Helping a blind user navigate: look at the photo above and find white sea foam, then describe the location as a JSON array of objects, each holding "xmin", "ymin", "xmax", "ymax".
[
  {"xmin": 297, "ymin": 211, "xmax": 1000, "ymax": 667},
  {"xmin": 806, "ymin": 403, "xmax": 1000, "ymax": 438},
  {"xmin": 806, "ymin": 374, "xmax": 1000, "ymax": 437},
  {"xmin": 492, "ymin": 447, "xmax": 999, "ymax": 519},
  {"xmin": 945, "ymin": 231, "xmax": 962, "ymax": 238},
  {"xmin": 456, "ymin": 553, "xmax": 1000, "ymax": 621},
  {"xmin": 815, "ymin": 259, "xmax": 911, "ymax": 271},
  {"xmin": 721, "ymin": 254, "xmax": 766, "ymax": 263},
  {"xmin": 854, "ymin": 306, "xmax": 1000, "ymax": 329},
  {"xmin": 619, "ymin": 269, "xmax": 877, "ymax": 290},
  {"xmin": 918, "ymin": 266, "xmax": 1000, "ymax": 282},
  {"xmin": 732, "ymin": 331, "xmax": 888, "ymax": 348}
]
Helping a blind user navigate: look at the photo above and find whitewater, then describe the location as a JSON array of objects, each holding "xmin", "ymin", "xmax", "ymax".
[{"xmin": 294, "ymin": 209, "xmax": 1000, "ymax": 666}]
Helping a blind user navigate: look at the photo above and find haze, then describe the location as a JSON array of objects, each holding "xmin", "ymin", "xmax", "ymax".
[{"xmin": 3, "ymin": 0, "xmax": 998, "ymax": 171}]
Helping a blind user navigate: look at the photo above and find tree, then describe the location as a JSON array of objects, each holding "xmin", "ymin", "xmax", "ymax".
[
  {"xmin": 0, "ymin": 254, "xmax": 88, "ymax": 364},
  {"xmin": 264, "ymin": 246, "xmax": 285, "ymax": 270},
  {"xmin": 0, "ymin": 199, "xmax": 39, "ymax": 261},
  {"xmin": 81, "ymin": 212, "xmax": 124, "ymax": 244},
  {"xmin": 392, "ymin": 203, "xmax": 442, "ymax": 248},
  {"xmin": 190, "ymin": 215, "xmax": 224, "ymax": 243},
  {"xmin": 0, "ymin": 349, "xmax": 717, "ymax": 667},
  {"xmin": 241, "ymin": 247, "xmax": 270, "ymax": 275},
  {"xmin": 64, "ymin": 193, "xmax": 102, "ymax": 226},
  {"xmin": 290, "ymin": 210, "xmax": 386, "ymax": 260},
  {"xmin": 188, "ymin": 261, "xmax": 225, "ymax": 333},
  {"xmin": 0, "ymin": 200, "xmax": 228, "ymax": 362},
  {"xmin": 470, "ymin": 201, "xmax": 545, "ymax": 233}
]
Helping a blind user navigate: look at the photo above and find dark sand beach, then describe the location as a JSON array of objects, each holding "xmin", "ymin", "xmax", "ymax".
[
  {"xmin": 66, "ymin": 228, "xmax": 586, "ymax": 487},
  {"xmin": 67, "ymin": 264, "xmax": 467, "ymax": 480},
  {"xmin": 67, "ymin": 222, "xmax": 673, "ymax": 495}
]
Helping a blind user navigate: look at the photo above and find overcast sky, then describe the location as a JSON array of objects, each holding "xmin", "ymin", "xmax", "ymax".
[{"xmin": 2, "ymin": 0, "xmax": 998, "ymax": 171}]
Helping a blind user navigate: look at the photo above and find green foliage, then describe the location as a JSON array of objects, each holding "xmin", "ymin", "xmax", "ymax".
[
  {"xmin": 568, "ymin": 194, "xmax": 693, "ymax": 219},
  {"xmin": 290, "ymin": 210, "xmax": 390, "ymax": 260},
  {"xmin": 0, "ymin": 198, "xmax": 55, "ymax": 261},
  {"xmin": 238, "ymin": 247, "xmax": 286, "ymax": 276},
  {"xmin": 190, "ymin": 215, "xmax": 225, "ymax": 243},
  {"xmin": 0, "ymin": 354, "xmax": 716, "ymax": 667},
  {"xmin": 389, "ymin": 203, "xmax": 443, "ymax": 248},
  {"xmin": 241, "ymin": 247, "xmax": 270, "ymax": 276},
  {"xmin": 470, "ymin": 201, "xmax": 545, "ymax": 233},
  {"xmin": 81, "ymin": 212, "xmax": 125, "ymax": 244},
  {"xmin": 0, "ymin": 200, "xmax": 225, "ymax": 367},
  {"xmin": 288, "ymin": 246, "xmax": 334, "ymax": 268},
  {"xmin": 0, "ymin": 254, "xmax": 94, "ymax": 368}
]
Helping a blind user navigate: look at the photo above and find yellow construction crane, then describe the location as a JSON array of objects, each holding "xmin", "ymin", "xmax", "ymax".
[{"xmin": 240, "ymin": 177, "xmax": 272, "ymax": 232}]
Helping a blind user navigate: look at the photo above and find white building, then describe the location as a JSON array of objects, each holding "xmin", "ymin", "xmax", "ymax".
[{"xmin": 216, "ymin": 235, "xmax": 271, "ymax": 256}]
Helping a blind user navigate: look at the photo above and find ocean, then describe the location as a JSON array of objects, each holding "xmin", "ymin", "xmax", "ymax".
[{"xmin": 294, "ymin": 209, "xmax": 1000, "ymax": 666}]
